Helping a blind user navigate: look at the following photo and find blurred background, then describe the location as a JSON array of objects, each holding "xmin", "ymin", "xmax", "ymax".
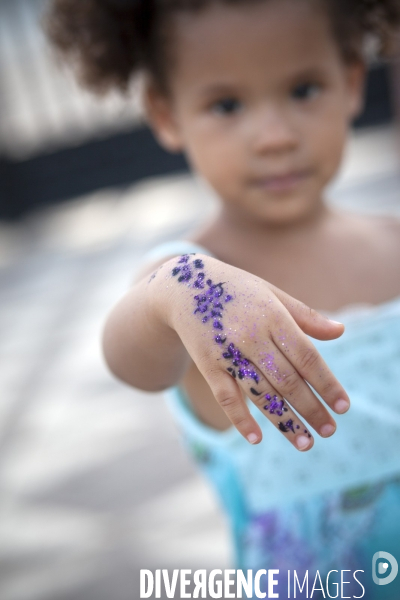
[{"xmin": 1, "ymin": 1, "xmax": 400, "ymax": 599}]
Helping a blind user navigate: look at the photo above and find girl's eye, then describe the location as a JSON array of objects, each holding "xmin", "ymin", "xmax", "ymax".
[
  {"xmin": 211, "ymin": 98, "xmax": 242, "ymax": 115},
  {"xmin": 292, "ymin": 82, "xmax": 321, "ymax": 101}
]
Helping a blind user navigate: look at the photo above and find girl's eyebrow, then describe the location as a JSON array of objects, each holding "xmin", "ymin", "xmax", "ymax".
[
  {"xmin": 198, "ymin": 83, "xmax": 242, "ymax": 99},
  {"xmin": 286, "ymin": 65, "xmax": 328, "ymax": 82},
  {"xmin": 196, "ymin": 65, "xmax": 328, "ymax": 100}
]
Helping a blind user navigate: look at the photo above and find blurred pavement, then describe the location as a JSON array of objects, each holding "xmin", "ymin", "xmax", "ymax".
[{"xmin": 1, "ymin": 125, "xmax": 400, "ymax": 600}]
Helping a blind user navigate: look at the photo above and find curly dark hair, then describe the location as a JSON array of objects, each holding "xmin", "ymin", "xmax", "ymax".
[{"xmin": 45, "ymin": 0, "xmax": 400, "ymax": 94}]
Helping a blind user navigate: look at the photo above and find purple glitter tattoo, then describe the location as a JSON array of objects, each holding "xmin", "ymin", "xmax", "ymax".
[
  {"xmin": 194, "ymin": 272, "xmax": 206, "ymax": 288},
  {"xmin": 278, "ymin": 419, "xmax": 295, "ymax": 433},
  {"xmin": 170, "ymin": 254, "xmax": 304, "ymax": 437},
  {"xmin": 238, "ymin": 367, "xmax": 259, "ymax": 383},
  {"xmin": 223, "ymin": 343, "xmax": 259, "ymax": 383},
  {"xmin": 261, "ymin": 395, "xmax": 303, "ymax": 436},
  {"xmin": 285, "ymin": 419, "xmax": 295, "ymax": 433},
  {"xmin": 170, "ymin": 254, "xmax": 261, "ymax": 383},
  {"xmin": 262, "ymin": 395, "xmax": 301, "ymax": 433},
  {"xmin": 263, "ymin": 395, "xmax": 285, "ymax": 416}
]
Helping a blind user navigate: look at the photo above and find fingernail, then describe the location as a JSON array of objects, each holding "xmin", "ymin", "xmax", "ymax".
[
  {"xmin": 329, "ymin": 319, "xmax": 344, "ymax": 325},
  {"xmin": 247, "ymin": 433, "xmax": 259, "ymax": 444},
  {"xmin": 296, "ymin": 435, "xmax": 311, "ymax": 450},
  {"xmin": 320, "ymin": 423, "xmax": 335, "ymax": 437},
  {"xmin": 334, "ymin": 399, "xmax": 350, "ymax": 413}
]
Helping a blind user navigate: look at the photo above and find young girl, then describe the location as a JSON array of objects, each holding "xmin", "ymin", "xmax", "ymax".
[{"xmin": 47, "ymin": 0, "xmax": 400, "ymax": 597}]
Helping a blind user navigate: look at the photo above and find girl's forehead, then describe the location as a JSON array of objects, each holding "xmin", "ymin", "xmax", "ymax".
[{"xmin": 170, "ymin": 0, "xmax": 342, "ymax": 88}]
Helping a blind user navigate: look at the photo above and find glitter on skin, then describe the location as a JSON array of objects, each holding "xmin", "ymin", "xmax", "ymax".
[
  {"xmin": 238, "ymin": 367, "xmax": 260, "ymax": 383},
  {"xmin": 263, "ymin": 395, "xmax": 285, "ymax": 416},
  {"xmin": 259, "ymin": 351, "xmax": 286, "ymax": 383},
  {"xmin": 278, "ymin": 419, "xmax": 295, "ymax": 433},
  {"xmin": 178, "ymin": 265, "xmax": 192, "ymax": 282},
  {"xmin": 170, "ymin": 254, "xmax": 264, "ymax": 386},
  {"xmin": 170, "ymin": 255, "xmax": 305, "ymax": 437},
  {"xmin": 285, "ymin": 419, "xmax": 295, "ymax": 433}
]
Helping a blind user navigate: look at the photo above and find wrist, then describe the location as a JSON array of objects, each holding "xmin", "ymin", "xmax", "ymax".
[{"xmin": 145, "ymin": 256, "xmax": 179, "ymax": 332}]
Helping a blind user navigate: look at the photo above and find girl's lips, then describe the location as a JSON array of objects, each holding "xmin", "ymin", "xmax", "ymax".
[{"xmin": 254, "ymin": 170, "xmax": 311, "ymax": 192}]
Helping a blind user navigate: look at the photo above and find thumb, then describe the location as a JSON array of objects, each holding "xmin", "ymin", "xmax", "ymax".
[{"xmin": 270, "ymin": 284, "xmax": 345, "ymax": 341}]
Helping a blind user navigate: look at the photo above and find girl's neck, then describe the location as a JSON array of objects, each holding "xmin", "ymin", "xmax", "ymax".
[{"xmin": 195, "ymin": 198, "xmax": 334, "ymax": 260}]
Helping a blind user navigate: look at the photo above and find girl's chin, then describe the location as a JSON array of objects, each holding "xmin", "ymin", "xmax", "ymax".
[
  {"xmin": 218, "ymin": 189, "xmax": 324, "ymax": 227},
  {"xmin": 252, "ymin": 199, "xmax": 323, "ymax": 226}
]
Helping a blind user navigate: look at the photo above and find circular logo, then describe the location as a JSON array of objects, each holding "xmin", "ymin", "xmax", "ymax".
[{"xmin": 372, "ymin": 552, "xmax": 398, "ymax": 586}]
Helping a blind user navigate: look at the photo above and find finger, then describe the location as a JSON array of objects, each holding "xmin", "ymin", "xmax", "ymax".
[
  {"xmin": 269, "ymin": 284, "xmax": 345, "ymax": 341},
  {"xmin": 203, "ymin": 366, "xmax": 263, "ymax": 444},
  {"xmin": 224, "ymin": 340, "xmax": 336, "ymax": 441},
  {"xmin": 224, "ymin": 358, "xmax": 316, "ymax": 451},
  {"xmin": 268, "ymin": 325, "xmax": 351, "ymax": 415}
]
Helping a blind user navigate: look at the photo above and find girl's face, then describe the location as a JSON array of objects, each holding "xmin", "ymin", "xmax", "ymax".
[{"xmin": 146, "ymin": 0, "xmax": 365, "ymax": 227}]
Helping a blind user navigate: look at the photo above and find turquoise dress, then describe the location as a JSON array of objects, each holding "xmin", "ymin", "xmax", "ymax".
[{"xmin": 143, "ymin": 240, "xmax": 400, "ymax": 599}]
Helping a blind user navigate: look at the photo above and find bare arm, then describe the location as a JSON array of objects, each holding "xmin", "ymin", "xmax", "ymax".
[
  {"xmin": 102, "ymin": 257, "xmax": 191, "ymax": 390},
  {"xmin": 102, "ymin": 252, "xmax": 350, "ymax": 450}
]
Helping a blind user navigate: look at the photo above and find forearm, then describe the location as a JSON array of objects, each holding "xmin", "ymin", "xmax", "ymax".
[{"xmin": 102, "ymin": 266, "xmax": 190, "ymax": 391}]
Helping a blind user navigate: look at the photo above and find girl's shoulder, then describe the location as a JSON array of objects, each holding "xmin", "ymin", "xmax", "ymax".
[
  {"xmin": 347, "ymin": 210, "xmax": 400, "ymax": 240},
  {"xmin": 371, "ymin": 211, "xmax": 400, "ymax": 236},
  {"xmin": 344, "ymin": 211, "xmax": 400, "ymax": 271},
  {"xmin": 347, "ymin": 212, "xmax": 400, "ymax": 301},
  {"xmin": 362, "ymin": 212, "xmax": 400, "ymax": 270},
  {"xmin": 365, "ymin": 210, "xmax": 400, "ymax": 233}
]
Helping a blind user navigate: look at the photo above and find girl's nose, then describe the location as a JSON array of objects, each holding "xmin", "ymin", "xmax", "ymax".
[{"xmin": 251, "ymin": 106, "xmax": 298, "ymax": 154}]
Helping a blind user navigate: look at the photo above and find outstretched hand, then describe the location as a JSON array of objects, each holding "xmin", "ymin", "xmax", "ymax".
[{"xmin": 149, "ymin": 253, "xmax": 350, "ymax": 452}]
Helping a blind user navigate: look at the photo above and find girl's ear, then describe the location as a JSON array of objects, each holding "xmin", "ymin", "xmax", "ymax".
[
  {"xmin": 143, "ymin": 81, "xmax": 184, "ymax": 153},
  {"xmin": 345, "ymin": 60, "xmax": 367, "ymax": 121}
]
